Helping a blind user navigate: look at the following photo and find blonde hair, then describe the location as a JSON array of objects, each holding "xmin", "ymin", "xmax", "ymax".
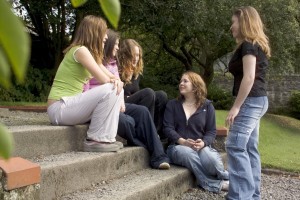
[
  {"xmin": 117, "ymin": 39, "xmax": 144, "ymax": 84},
  {"xmin": 233, "ymin": 6, "xmax": 271, "ymax": 58},
  {"xmin": 178, "ymin": 71, "xmax": 207, "ymax": 108},
  {"xmin": 64, "ymin": 15, "xmax": 107, "ymax": 63}
]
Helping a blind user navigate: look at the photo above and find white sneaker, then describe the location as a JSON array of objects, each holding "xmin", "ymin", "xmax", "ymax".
[
  {"xmin": 114, "ymin": 141, "xmax": 124, "ymax": 149},
  {"xmin": 158, "ymin": 162, "xmax": 170, "ymax": 170},
  {"xmin": 221, "ymin": 180, "xmax": 229, "ymax": 191},
  {"xmin": 83, "ymin": 139, "xmax": 120, "ymax": 152}
]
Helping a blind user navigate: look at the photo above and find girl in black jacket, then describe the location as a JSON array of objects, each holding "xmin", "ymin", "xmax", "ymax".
[{"xmin": 164, "ymin": 71, "xmax": 229, "ymax": 193}]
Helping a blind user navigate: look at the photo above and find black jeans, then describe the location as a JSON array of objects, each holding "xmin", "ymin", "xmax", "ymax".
[
  {"xmin": 117, "ymin": 103, "xmax": 169, "ymax": 169},
  {"xmin": 125, "ymin": 88, "xmax": 168, "ymax": 138}
]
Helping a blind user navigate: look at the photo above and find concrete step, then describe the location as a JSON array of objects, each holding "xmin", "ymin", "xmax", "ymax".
[
  {"xmin": 59, "ymin": 166, "xmax": 195, "ymax": 200},
  {"xmin": 1, "ymin": 109, "xmax": 227, "ymax": 200},
  {"xmin": 9, "ymin": 123, "xmax": 227, "ymax": 159},
  {"xmin": 28, "ymin": 147, "xmax": 150, "ymax": 200},
  {"xmin": 9, "ymin": 125, "xmax": 88, "ymax": 159},
  {"xmin": 9, "ymin": 124, "xmax": 126, "ymax": 159}
]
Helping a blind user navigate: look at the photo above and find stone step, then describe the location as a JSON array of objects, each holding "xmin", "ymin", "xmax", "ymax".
[
  {"xmin": 28, "ymin": 148, "xmax": 150, "ymax": 200},
  {"xmin": 1, "ymin": 109, "xmax": 227, "ymax": 200},
  {"xmin": 9, "ymin": 123, "xmax": 227, "ymax": 159},
  {"xmin": 59, "ymin": 166, "xmax": 195, "ymax": 200},
  {"xmin": 9, "ymin": 125, "xmax": 88, "ymax": 159}
]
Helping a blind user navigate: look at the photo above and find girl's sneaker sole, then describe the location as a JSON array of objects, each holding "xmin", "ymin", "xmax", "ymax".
[{"xmin": 83, "ymin": 140, "xmax": 120, "ymax": 152}]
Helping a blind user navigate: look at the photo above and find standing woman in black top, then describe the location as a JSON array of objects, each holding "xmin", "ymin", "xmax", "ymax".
[
  {"xmin": 225, "ymin": 6, "xmax": 271, "ymax": 200},
  {"xmin": 117, "ymin": 39, "xmax": 168, "ymax": 138}
]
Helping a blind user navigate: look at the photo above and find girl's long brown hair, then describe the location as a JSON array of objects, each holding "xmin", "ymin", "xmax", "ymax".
[
  {"xmin": 64, "ymin": 15, "xmax": 107, "ymax": 64},
  {"xmin": 103, "ymin": 29, "xmax": 120, "ymax": 65},
  {"xmin": 117, "ymin": 39, "xmax": 144, "ymax": 84},
  {"xmin": 233, "ymin": 6, "xmax": 271, "ymax": 58},
  {"xmin": 178, "ymin": 71, "xmax": 207, "ymax": 108}
]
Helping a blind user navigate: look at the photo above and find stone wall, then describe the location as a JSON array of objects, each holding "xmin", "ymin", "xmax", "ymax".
[{"xmin": 212, "ymin": 74, "xmax": 300, "ymax": 111}]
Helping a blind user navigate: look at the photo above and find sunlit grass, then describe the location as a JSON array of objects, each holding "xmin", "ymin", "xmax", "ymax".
[{"xmin": 216, "ymin": 110, "xmax": 300, "ymax": 173}]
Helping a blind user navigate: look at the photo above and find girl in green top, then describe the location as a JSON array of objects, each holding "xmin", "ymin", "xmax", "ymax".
[{"xmin": 47, "ymin": 15, "xmax": 124, "ymax": 152}]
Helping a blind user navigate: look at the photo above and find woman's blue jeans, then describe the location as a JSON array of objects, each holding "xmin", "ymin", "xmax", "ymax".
[
  {"xmin": 225, "ymin": 96, "xmax": 268, "ymax": 200},
  {"xmin": 167, "ymin": 145, "xmax": 229, "ymax": 193}
]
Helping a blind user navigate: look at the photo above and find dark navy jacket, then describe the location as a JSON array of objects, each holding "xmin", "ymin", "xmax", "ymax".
[{"xmin": 163, "ymin": 99, "xmax": 216, "ymax": 146}]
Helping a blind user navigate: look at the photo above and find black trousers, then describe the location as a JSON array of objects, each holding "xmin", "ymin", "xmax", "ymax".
[
  {"xmin": 125, "ymin": 88, "xmax": 168, "ymax": 137},
  {"xmin": 117, "ymin": 103, "xmax": 169, "ymax": 168}
]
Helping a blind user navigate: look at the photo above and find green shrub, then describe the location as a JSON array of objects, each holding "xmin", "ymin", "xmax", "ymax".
[
  {"xmin": 288, "ymin": 90, "xmax": 300, "ymax": 119},
  {"xmin": 0, "ymin": 66, "xmax": 54, "ymax": 102},
  {"xmin": 140, "ymin": 55, "xmax": 184, "ymax": 100},
  {"xmin": 207, "ymin": 83, "xmax": 234, "ymax": 110}
]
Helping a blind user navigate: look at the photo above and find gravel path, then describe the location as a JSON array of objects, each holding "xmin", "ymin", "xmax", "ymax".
[
  {"xmin": 1, "ymin": 108, "xmax": 299, "ymax": 199},
  {"xmin": 177, "ymin": 173, "xmax": 300, "ymax": 200}
]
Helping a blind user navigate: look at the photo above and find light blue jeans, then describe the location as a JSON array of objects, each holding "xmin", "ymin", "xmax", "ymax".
[
  {"xmin": 167, "ymin": 145, "xmax": 229, "ymax": 193},
  {"xmin": 225, "ymin": 96, "xmax": 268, "ymax": 200}
]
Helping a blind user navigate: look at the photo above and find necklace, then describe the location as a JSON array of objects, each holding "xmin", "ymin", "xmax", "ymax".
[{"xmin": 183, "ymin": 102, "xmax": 196, "ymax": 107}]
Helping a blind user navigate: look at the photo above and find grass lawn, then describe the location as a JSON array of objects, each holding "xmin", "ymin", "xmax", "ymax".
[{"xmin": 216, "ymin": 110, "xmax": 300, "ymax": 173}]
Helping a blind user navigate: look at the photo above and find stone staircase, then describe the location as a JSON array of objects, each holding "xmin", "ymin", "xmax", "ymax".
[{"xmin": 0, "ymin": 108, "xmax": 227, "ymax": 200}]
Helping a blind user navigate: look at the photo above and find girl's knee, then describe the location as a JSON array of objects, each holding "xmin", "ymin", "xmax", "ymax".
[
  {"xmin": 142, "ymin": 88, "xmax": 155, "ymax": 97},
  {"xmin": 168, "ymin": 145, "xmax": 197, "ymax": 165},
  {"xmin": 155, "ymin": 90, "xmax": 168, "ymax": 100},
  {"xmin": 200, "ymin": 147, "xmax": 222, "ymax": 162},
  {"xmin": 174, "ymin": 145, "xmax": 195, "ymax": 157}
]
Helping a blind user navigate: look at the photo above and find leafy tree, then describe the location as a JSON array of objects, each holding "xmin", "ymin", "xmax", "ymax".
[
  {"xmin": 12, "ymin": 0, "xmax": 300, "ymax": 77},
  {"xmin": 118, "ymin": 0, "xmax": 300, "ymax": 84},
  {"xmin": 13, "ymin": 0, "xmax": 75, "ymax": 69},
  {"xmin": 13, "ymin": 0, "xmax": 121, "ymax": 69},
  {"xmin": 118, "ymin": 0, "xmax": 233, "ymax": 84},
  {"xmin": 4, "ymin": 0, "xmax": 300, "ymax": 101},
  {"xmin": 262, "ymin": 0, "xmax": 300, "ymax": 74}
]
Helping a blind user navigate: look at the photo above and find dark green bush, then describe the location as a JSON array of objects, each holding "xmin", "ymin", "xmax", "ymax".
[
  {"xmin": 207, "ymin": 84, "xmax": 234, "ymax": 110},
  {"xmin": 0, "ymin": 66, "xmax": 54, "ymax": 102},
  {"xmin": 288, "ymin": 90, "xmax": 300, "ymax": 119},
  {"xmin": 140, "ymin": 51, "xmax": 184, "ymax": 100}
]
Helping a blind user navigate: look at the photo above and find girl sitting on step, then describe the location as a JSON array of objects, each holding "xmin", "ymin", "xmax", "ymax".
[
  {"xmin": 117, "ymin": 39, "xmax": 168, "ymax": 139},
  {"xmin": 163, "ymin": 71, "xmax": 229, "ymax": 193},
  {"xmin": 47, "ymin": 15, "xmax": 124, "ymax": 152}
]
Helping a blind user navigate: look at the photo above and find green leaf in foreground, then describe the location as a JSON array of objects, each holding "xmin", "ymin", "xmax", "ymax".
[
  {"xmin": 99, "ymin": 0, "xmax": 121, "ymax": 29},
  {"xmin": 71, "ymin": 0, "xmax": 88, "ymax": 8},
  {"xmin": 0, "ymin": 46, "xmax": 11, "ymax": 88},
  {"xmin": 0, "ymin": 0, "xmax": 30, "ymax": 84},
  {"xmin": 0, "ymin": 123, "xmax": 14, "ymax": 159}
]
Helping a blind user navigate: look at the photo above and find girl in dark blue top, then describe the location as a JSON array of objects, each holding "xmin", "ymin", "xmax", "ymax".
[{"xmin": 164, "ymin": 71, "xmax": 229, "ymax": 193}]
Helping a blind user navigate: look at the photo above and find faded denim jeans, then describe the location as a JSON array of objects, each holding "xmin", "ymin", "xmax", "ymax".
[
  {"xmin": 167, "ymin": 145, "xmax": 229, "ymax": 193},
  {"xmin": 226, "ymin": 96, "xmax": 268, "ymax": 200}
]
